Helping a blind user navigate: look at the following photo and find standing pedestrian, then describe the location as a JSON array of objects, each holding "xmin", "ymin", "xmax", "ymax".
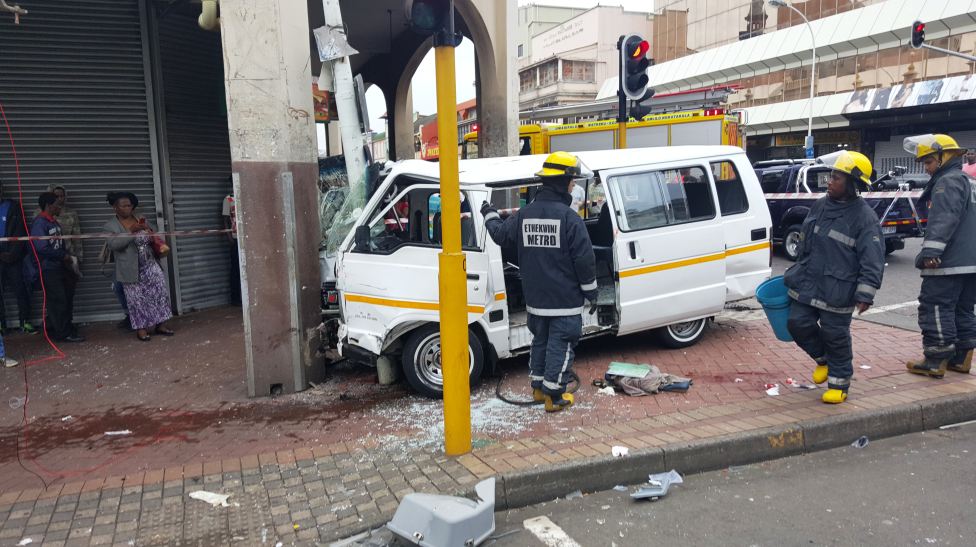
[
  {"xmin": 29, "ymin": 192, "xmax": 84, "ymax": 343},
  {"xmin": 903, "ymin": 134, "xmax": 976, "ymax": 378},
  {"xmin": 784, "ymin": 151, "xmax": 885, "ymax": 404},
  {"xmin": 48, "ymin": 185, "xmax": 82, "ymax": 332},
  {"xmin": 482, "ymin": 151, "xmax": 598, "ymax": 412},
  {"xmin": 222, "ymin": 192, "xmax": 241, "ymax": 305},
  {"xmin": 103, "ymin": 192, "xmax": 174, "ymax": 342},
  {"xmin": 0, "ymin": 179, "xmax": 34, "ymax": 335},
  {"xmin": 0, "ymin": 330, "xmax": 16, "ymax": 367},
  {"xmin": 962, "ymin": 149, "xmax": 976, "ymax": 179}
]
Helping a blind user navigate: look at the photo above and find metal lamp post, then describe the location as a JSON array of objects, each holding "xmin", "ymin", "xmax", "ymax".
[{"xmin": 769, "ymin": 0, "xmax": 817, "ymax": 158}]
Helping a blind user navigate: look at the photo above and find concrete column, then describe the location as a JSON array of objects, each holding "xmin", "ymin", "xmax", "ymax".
[
  {"xmin": 461, "ymin": 0, "xmax": 518, "ymax": 157},
  {"xmin": 220, "ymin": 0, "xmax": 323, "ymax": 397}
]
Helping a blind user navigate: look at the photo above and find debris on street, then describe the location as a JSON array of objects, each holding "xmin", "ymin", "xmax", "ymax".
[
  {"xmin": 851, "ymin": 436, "xmax": 870, "ymax": 449},
  {"xmin": 611, "ymin": 446, "xmax": 629, "ymax": 457},
  {"xmin": 188, "ymin": 491, "xmax": 230, "ymax": 508}
]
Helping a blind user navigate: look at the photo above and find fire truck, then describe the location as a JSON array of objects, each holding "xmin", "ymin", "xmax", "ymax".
[{"xmin": 461, "ymin": 108, "xmax": 741, "ymax": 159}]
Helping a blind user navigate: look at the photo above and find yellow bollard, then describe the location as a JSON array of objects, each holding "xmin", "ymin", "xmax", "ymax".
[{"xmin": 434, "ymin": 45, "xmax": 472, "ymax": 456}]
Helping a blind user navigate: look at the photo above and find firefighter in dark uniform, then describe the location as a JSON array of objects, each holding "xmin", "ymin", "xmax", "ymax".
[
  {"xmin": 482, "ymin": 152, "xmax": 598, "ymax": 412},
  {"xmin": 904, "ymin": 134, "xmax": 976, "ymax": 378},
  {"xmin": 784, "ymin": 151, "xmax": 885, "ymax": 404}
]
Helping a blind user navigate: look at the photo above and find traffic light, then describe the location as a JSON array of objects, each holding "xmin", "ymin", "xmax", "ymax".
[
  {"xmin": 619, "ymin": 34, "xmax": 651, "ymax": 100},
  {"xmin": 404, "ymin": 0, "xmax": 457, "ymax": 46},
  {"xmin": 911, "ymin": 21, "xmax": 925, "ymax": 49}
]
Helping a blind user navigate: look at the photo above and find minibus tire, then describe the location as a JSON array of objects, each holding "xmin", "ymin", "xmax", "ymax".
[
  {"xmin": 656, "ymin": 318, "xmax": 707, "ymax": 349},
  {"xmin": 401, "ymin": 324, "xmax": 485, "ymax": 399},
  {"xmin": 783, "ymin": 224, "xmax": 802, "ymax": 261}
]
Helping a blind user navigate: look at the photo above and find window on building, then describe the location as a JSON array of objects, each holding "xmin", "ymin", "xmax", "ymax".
[
  {"xmin": 518, "ymin": 44, "xmax": 524, "ymax": 58},
  {"xmin": 561, "ymin": 60, "xmax": 594, "ymax": 82},
  {"xmin": 710, "ymin": 161, "xmax": 749, "ymax": 216},
  {"xmin": 609, "ymin": 167, "xmax": 714, "ymax": 232},
  {"xmin": 539, "ymin": 60, "xmax": 558, "ymax": 87},
  {"xmin": 519, "ymin": 69, "xmax": 534, "ymax": 92}
]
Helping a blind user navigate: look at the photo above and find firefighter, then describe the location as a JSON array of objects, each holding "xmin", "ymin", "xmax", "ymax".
[
  {"xmin": 904, "ymin": 134, "xmax": 976, "ymax": 378},
  {"xmin": 481, "ymin": 152, "xmax": 598, "ymax": 412},
  {"xmin": 784, "ymin": 150, "xmax": 885, "ymax": 404}
]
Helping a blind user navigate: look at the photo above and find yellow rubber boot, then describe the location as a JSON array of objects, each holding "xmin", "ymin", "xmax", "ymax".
[
  {"xmin": 812, "ymin": 364, "xmax": 829, "ymax": 385},
  {"xmin": 948, "ymin": 349, "xmax": 973, "ymax": 374},
  {"xmin": 822, "ymin": 388, "xmax": 848, "ymax": 404},
  {"xmin": 532, "ymin": 388, "xmax": 546, "ymax": 402},
  {"xmin": 544, "ymin": 393, "xmax": 574, "ymax": 413}
]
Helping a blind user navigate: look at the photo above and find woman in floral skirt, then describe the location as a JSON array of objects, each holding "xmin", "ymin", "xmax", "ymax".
[{"xmin": 103, "ymin": 192, "xmax": 174, "ymax": 341}]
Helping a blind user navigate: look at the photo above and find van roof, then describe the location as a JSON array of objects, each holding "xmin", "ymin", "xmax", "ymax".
[{"xmin": 399, "ymin": 146, "xmax": 743, "ymax": 185}]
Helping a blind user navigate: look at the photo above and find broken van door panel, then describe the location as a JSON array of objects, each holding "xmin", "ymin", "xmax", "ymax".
[
  {"xmin": 339, "ymin": 180, "xmax": 489, "ymax": 355},
  {"xmin": 602, "ymin": 163, "xmax": 726, "ymax": 335}
]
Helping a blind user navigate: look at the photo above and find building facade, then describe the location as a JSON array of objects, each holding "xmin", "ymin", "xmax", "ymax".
[
  {"xmin": 641, "ymin": 0, "xmax": 976, "ymax": 171},
  {"xmin": 518, "ymin": 6, "xmax": 653, "ymax": 113}
]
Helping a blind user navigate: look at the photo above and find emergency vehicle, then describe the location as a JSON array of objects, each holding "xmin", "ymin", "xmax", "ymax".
[
  {"xmin": 461, "ymin": 109, "xmax": 740, "ymax": 160},
  {"xmin": 334, "ymin": 146, "xmax": 772, "ymax": 398}
]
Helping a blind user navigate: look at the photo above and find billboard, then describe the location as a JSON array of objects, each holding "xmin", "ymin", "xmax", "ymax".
[{"xmin": 842, "ymin": 74, "xmax": 976, "ymax": 114}]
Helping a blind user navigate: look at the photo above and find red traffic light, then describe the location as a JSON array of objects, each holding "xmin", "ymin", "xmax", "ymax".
[
  {"xmin": 911, "ymin": 20, "xmax": 926, "ymax": 49},
  {"xmin": 630, "ymin": 40, "xmax": 650, "ymax": 59}
]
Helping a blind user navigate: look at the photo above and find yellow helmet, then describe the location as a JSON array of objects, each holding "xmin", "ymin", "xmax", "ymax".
[
  {"xmin": 903, "ymin": 134, "xmax": 963, "ymax": 162},
  {"xmin": 816, "ymin": 150, "xmax": 873, "ymax": 187},
  {"xmin": 536, "ymin": 151, "xmax": 582, "ymax": 178}
]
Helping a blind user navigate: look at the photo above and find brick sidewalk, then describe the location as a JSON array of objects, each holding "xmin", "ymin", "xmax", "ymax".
[{"xmin": 1, "ymin": 308, "xmax": 973, "ymax": 545}]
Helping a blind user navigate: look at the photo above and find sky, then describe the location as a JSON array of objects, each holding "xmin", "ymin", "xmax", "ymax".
[{"xmin": 362, "ymin": 1, "xmax": 654, "ymax": 136}]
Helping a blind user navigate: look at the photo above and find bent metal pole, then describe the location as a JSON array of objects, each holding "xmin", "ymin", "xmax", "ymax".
[{"xmin": 434, "ymin": 9, "xmax": 472, "ymax": 456}]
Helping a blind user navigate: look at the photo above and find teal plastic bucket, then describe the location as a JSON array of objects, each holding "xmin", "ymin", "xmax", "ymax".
[{"xmin": 756, "ymin": 276, "xmax": 793, "ymax": 342}]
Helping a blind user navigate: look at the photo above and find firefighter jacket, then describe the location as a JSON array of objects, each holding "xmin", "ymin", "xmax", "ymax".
[
  {"xmin": 784, "ymin": 195, "xmax": 885, "ymax": 313},
  {"xmin": 484, "ymin": 186, "xmax": 597, "ymax": 316},
  {"xmin": 916, "ymin": 156, "xmax": 976, "ymax": 276}
]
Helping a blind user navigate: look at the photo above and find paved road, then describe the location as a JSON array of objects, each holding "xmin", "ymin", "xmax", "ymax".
[
  {"xmin": 492, "ymin": 423, "xmax": 976, "ymax": 547},
  {"xmin": 771, "ymin": 237, "xmax": 923, "ymax": 332}
]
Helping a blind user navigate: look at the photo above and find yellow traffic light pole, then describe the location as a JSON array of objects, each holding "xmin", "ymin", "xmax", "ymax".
[{"xmin": 434, "ymin": 40, "xmax": 472, "ymax": 456}]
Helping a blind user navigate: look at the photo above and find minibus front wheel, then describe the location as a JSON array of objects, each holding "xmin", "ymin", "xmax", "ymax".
[{"xmin": 401, "ymin": 324, "xmax": 485, "ymax": 399}]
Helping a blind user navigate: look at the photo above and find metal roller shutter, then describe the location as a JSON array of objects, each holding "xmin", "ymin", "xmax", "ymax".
[
  {"xmin": 875, "ymin": 131, "xmax": 976, "ymax": 176},
  {"xmin": 154, "ymin": 8, "xmax": 233, "ymax": 313},
  {"xmin": 0, "ymin": 0, "xmax": 158, "ymax": 323}
]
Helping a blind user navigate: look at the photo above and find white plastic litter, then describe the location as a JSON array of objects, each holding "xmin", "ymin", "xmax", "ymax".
[
  {"xmin": 859, "ymin": 365, "xmax": 872, "ymax": 370},
  {"xmin": 189, "ymin": 491, "xmax": 231, "ymax": 508},
  {"xmin": 851, "ymin": 436, "xmax": 869, "ymax": 449},
  {"xmin": 734, "ymin": 378, "xmax": 744, "ymax": 383},
  {"xmin": 61, "ymin": 416, "xmax": 73, "ymax": 422},
  {"xmin": 649, "ymin": 470, "xmax": 684, "ymax": 485},
  {"xmin": 597, "ymin": 386, "xmax": 616, "ymax": 396},
  {"xmin": 564, "ymin": 490, "xmax": 583, "ymax": 501},
  {"xmin": 611, "ymin": 446, "xmax": 629, "ymax": 457},
  {"xmin": 765, "ymin": 385, "xmax": 780, "ymax": 396},
  {"xmin": 17, "ymin": 539, "xmax": 33, "ymax": 546},
  {"xmin": 104, "ymin": 430, "xmax": 132, "ymax": 436},
  {"xmin": 612, "ymin": 486, "xmax": 627, "ymax": 492}
]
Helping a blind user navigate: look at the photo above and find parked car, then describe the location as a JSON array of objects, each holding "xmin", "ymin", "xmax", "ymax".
[
  {"xmin": 754, "ymin": 159, "xmax": 927, "ymax": 261},
  {"xmin": 333, "ymin": 146, "xmax": 773, "ymax": 398}
]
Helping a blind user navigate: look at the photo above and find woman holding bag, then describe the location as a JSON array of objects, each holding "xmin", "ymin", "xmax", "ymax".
[{"xmin": 103, "ymin": 192, "xmax": 174, "ymax": 341}]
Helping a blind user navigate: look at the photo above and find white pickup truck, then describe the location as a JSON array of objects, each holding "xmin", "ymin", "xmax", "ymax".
[{"xmin": 334, "ymin": 146, "xmax": 773, "ymax": 398}]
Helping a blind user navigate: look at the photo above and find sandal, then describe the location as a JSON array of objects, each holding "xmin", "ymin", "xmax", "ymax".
[
  {"xmin": 154, "ymin": 326, "xmax": 175, "ymax": 337},
  {"xmin": 137, "ymin": 330, "xmax": 151, "ymax": 342}
]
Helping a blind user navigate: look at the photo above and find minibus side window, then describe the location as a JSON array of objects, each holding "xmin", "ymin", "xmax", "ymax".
[
  {"xmin": 710, "ymin": 160, "xmax": 749, "ymax": 216},
  {"xmin": 364, "ymin": 186, "xmax": 478, "ymax": 254},
  {"xmin": 609, "ymin": 166, "xmax": 715, "ymax": 231}
]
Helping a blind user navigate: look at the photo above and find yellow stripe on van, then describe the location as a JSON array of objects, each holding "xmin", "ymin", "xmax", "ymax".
[
  {"xmin": 344, "ymin": 293, "xmax": 485, "ymax": 314},
  {"xmin": 619, "ymin": 241, "xmax": 770, "ymax": 279}
]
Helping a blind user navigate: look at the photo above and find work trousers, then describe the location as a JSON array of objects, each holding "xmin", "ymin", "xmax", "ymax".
[
  {"xmin": 787, "ymin": 300, "xmax": 853, "ymax": 391},
  {"xmin": 42, "ymin": 268, "xmax": 74, "ymax": 340},
  {"xmin": 918, "ymin": 274, "xmax": 976, "ymax": 359},
  {"xmin": 527, "ymin": 313, "xmax": 582, "ymax": 397},
  {"xmin": 0, "ymin": 259, "xmax": 31, "ymax": 326}
]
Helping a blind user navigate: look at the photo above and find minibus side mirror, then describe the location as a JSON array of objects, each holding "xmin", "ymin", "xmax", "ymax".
[{"xmin": 354, "ymin": 225, "xmax": 370, "ymax": 251}]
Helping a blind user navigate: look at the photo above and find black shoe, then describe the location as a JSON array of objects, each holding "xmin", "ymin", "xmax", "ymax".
[{"xmin": 63, "ymin": 335, "xmax": 85, "ymax": 343}]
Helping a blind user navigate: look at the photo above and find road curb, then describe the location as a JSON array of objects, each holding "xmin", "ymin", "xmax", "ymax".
[{"xmin": 491, "ymin": 391, "xmax": 976, "ymax": 510}]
